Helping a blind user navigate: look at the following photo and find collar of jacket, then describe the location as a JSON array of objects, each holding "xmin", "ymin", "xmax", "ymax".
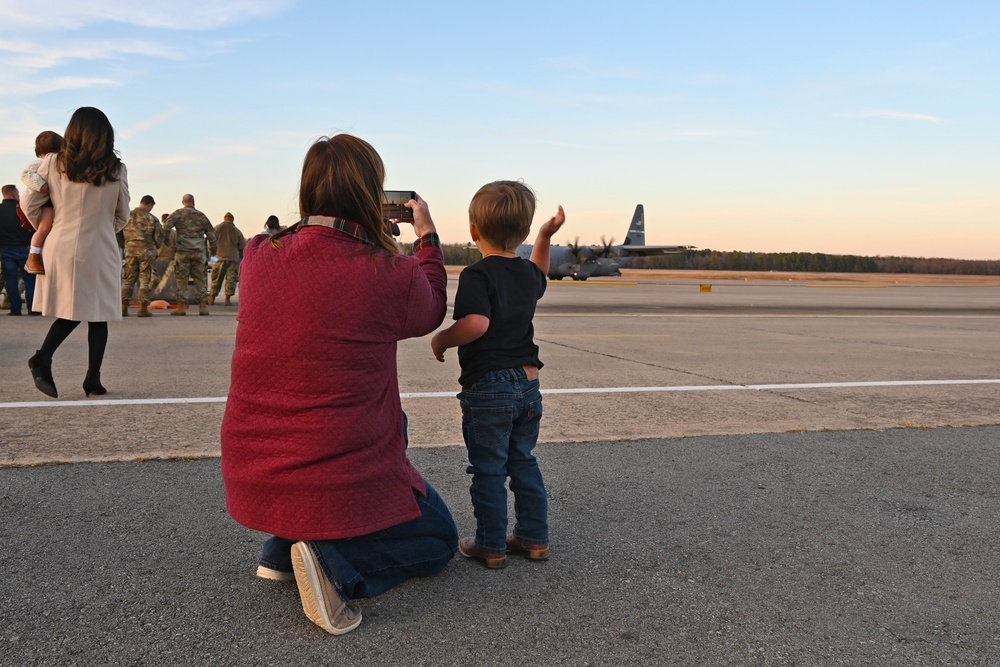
[{"xmin": 300, "ymin": 216, "xmax": 375, "ymax": 246}]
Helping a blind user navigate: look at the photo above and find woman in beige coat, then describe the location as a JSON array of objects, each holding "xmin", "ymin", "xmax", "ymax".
[{"xmin": 23, "ymin": 107, "xmax": 130, "ymax": 398}]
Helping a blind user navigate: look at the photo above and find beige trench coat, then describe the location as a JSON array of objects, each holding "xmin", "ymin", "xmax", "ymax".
[{"xmin": 22, "ymin": 153, "xmax": 130, "ymax": 321}]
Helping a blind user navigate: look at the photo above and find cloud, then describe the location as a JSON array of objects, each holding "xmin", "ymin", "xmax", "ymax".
[
  {"xmin": 677, "ymin": 129, "xmax": 760, "ymax": 138},
  {"xmin": 137, "ymin": 154, "xmax": 202, "ymax": 166},
  {"xmin": 14, "ymin": 76, "xmax": 122, "ymax": 96},
  {"xmin": 465, "ymin": 79, "xmax": 676, "ymax": 109},
  {"xmin": 131, "ymin": 141, "xmax": 262, "ymax": 167},
  {"xmin": 0, "ymin": 107, "xmax": 49, "ymax": 156},
  {"xmin": 0, "ymin": 0, "xmax": 290, "ymax": 31},
  {"xmin": 120, "ymin": 108, "xmax": 186, "ymax": 140},
  {"xmin": 834, "ymin": 111, "xmax": 946, "ymax": 124},
  {"xmin": 0, "ymin": 39, "xmax": 180, "ymax": 71},
  {"xmin": 542, "ymin": 55, "xmax": 654, "ymax": 81}
]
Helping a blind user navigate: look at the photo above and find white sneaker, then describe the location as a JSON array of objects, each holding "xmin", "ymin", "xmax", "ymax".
[
  {"xmin": 290, "ymin": 541, "xmax": 362, "ymax": 635},
  {"xmin": 256, "ymin": 564, "xmax": 295, "ymax": 582}
]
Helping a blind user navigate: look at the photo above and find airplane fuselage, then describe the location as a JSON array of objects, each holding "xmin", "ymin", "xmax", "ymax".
[
  {"xmin": 515, "ymin": 246, "xmax": 623, "ymax": 280},
  {"xmin": 512, "ymin": 204, "xmax": 692, "ymax": 281}
]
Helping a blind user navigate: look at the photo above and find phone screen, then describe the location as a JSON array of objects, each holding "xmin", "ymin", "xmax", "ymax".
[{"xmin": 383, "ymin": 190, "xmax": 416, "ymax": 221}]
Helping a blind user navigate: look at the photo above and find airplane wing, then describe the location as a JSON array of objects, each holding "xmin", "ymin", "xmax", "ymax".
[{"xmin": 618, "ymin": 244, "xmax": 695, "ymax": 256}]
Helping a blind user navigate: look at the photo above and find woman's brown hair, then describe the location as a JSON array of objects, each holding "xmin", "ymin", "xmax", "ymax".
[
  {"xmin": 271, "ymin": 134, "xmax": 398, "ymax": 256},
  {"xmin": 56, "ymin": 107, "xmax": 122, "ymax": 186}
]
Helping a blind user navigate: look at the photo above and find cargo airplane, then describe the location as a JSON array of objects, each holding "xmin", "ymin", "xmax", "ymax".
[{"xmin": 515, "ymin": 205, "xmax": 694, "ymax": 280}]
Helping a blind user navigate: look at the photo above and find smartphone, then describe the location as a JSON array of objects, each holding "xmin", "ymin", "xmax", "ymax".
[{"xmin": 383, "ymin": 190, "xmax": 416, "ymax": 222}]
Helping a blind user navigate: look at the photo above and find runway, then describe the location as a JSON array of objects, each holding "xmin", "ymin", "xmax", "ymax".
[
  {"xmin": 2, "ymin": 272, "xmax": 1000, "ymax": 665},
  {"xmin": 1, "ymin": 273, "xmax": 998, "ymax": 464}
]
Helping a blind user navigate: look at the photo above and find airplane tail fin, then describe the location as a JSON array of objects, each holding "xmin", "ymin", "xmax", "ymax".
[{"xmin": 623, "ymin": 205, "xmax": 644, "ymax": 246}]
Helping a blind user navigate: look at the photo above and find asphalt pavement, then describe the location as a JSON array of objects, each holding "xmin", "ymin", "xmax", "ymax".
[
  {"xmin": 2, "ymin": 427, "xmax": 999, "ymax": 666},
  {"xmin": 1, "ymin": 273, "xmax": 998, "ymax": 665}
]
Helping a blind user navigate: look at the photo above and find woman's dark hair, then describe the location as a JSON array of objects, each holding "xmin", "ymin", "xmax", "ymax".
[
  {"xmin": 265, "ymin": 215, "xmax": 280, "ymax": 230},
  {"xmin": 270, "ymin": 134, "xmax": 397, "ymax": 256},
  {"xmin": 57, "ymin": 107, "xmax": 122, "ymax": 186}
]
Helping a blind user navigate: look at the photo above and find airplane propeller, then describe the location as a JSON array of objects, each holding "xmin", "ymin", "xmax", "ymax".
[{"xmin": 597, "ymin": 236, "xmax": 616, "ymax": 258}]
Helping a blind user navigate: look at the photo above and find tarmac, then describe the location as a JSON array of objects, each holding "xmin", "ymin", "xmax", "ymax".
[{"xmin": 1, "ymin": 272, "xmax": 999, "ymax": 665}]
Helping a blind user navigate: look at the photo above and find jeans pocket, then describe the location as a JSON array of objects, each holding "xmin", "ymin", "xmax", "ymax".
[
  {"xmin": 468, "ymin": 405, "xmax": 514, "ymax": 449},
  {"xmin": 515, "ymin": 397, "xmax": 543, "ymax": 438}
]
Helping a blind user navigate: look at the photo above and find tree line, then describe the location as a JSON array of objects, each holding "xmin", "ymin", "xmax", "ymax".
[{"xmin": 419, "ymin": 244, "xmax": 1000, "ymax": 276}]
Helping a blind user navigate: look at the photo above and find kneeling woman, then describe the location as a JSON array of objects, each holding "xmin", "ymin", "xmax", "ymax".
[{"xmin": 221, "ymin": 134, "xmax": 457, "ymax": 635}]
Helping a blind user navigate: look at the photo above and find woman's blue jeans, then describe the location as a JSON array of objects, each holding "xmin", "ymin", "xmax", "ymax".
[
  {"xmin": 459, "ymin": 367, "xmax": 549, "ymax": 554},
  {"xmin": 1, "ymin": 247, "xmax": 35, "ymax": 314},
  {"xmin": 260, "ymin": 481, "xmax": 457, "ymax": 600}
]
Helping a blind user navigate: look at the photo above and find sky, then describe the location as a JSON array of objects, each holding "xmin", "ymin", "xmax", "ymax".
[{"xmin": 1, "ymin": 1, "xmax": 998, "ymax": 260}]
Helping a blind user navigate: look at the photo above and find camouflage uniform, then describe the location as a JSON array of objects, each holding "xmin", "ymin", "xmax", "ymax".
[
  {"xmin": 210, "ymin": 215, "xmax": 247, "ymax": 301},
  {"xmin": 163, "ymin": 206, "xmax": 217, "ymax": 305},
  {"xmin": 120, "ymin": 207, "xmax": 164, "ymax": 305}
]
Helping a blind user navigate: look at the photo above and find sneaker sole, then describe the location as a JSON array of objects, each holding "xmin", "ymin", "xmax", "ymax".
[
  {"xmin": 256, "ymin": 565, "xmax": 295, "ymax": 582},
  {"xmin": 290, "ymin": 542, "xmax": 362, "ymax": 635}
]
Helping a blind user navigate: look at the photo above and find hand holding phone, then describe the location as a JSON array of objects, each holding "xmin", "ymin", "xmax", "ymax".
[
  {"xmin": 405, "ymin": 194, "xmax": 436, "ymax": 238},
  {"xmin": 383, "ymin": 191, "xmax": 416, "ymax": 222}
]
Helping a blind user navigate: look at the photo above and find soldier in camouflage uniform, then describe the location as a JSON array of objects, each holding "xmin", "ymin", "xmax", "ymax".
[
  {"xmin": 163, "ymin": 194, "xmax": 217, "ymax": 316},
  {"xmin": 120, "ymin": 195, "xmax": 164, "ymax": 317},
  {"xmin": 208, "ymin": 212, "xmax": 246, "ymax": 306}
]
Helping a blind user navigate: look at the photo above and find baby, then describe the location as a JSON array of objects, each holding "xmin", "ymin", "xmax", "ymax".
[{"xmin": 22, "ymin": 130, "xmax": 63, "ymax": 275}]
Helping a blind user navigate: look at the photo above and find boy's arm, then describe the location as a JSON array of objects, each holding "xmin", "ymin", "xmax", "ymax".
[
  {"xmin": 529, "ymin": 205, "xmax": 566, "ymax": 275},
  {"xmin": 431, "ymin": 314, "xmax": 490, "ymax": 362},
  {"xmin": 21, "ymin": 155, "xmax": 53, "ymax": 226},
  {"xmin": 21, "ymin": 158, "xmax": 47, "ymax": 194}
]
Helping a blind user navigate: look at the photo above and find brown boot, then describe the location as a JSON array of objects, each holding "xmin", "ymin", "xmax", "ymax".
[
  {"xmin": 199, "ymin": 302, "xmax": 210, "ymax": 316},
  {"xmin": 122, "ymin": 300, "xmax": 130, "ymax": 317},
  {"xmin": 207, "ymin": 294, "xmax": 215, "ymax": 305},
  {"xmin": 458, "ymin": 537, "xmax": 507, "ymax": 569},
  {"xmin": 137, "ymin": 302, "xmax": 152, "ymax": 318},
  {"xmin": 25, "ymin": 253, "xmax": 45, "ymax": 275},
  {"xmin": 171, "ymin": 303, "xmax": 187, "ymax": 316},
  {"xmin": 224, "ymin": 295, "xmax": 232, "ymax": 306},
  {"xmin": 506, "ymin": 535, "xmax": 550, "ymax": 561}
]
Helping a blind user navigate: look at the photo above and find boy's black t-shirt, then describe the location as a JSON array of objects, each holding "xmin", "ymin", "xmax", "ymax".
[{"xmin": 453, "ymin": 256, "xmax": 547, "ymax": 388}]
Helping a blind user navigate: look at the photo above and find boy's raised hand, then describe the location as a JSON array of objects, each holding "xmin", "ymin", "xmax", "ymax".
[{"xmin": 538, "ymin": 205, "xmax": 566, "ymax": 239}]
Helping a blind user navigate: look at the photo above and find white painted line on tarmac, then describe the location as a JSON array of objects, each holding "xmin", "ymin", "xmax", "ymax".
[
  {"xmin": 1, "ymin": 397, "xmax": 229, "ymax": 409},
  {"xmin": 3, "ymin": 379, "xmax": 999, "ymax": 409}
]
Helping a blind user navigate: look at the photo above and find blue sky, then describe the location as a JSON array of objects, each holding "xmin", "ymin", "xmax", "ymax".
[{"xmin": 1, "ymin": 1, "xmax": 997, "ymax": 260}]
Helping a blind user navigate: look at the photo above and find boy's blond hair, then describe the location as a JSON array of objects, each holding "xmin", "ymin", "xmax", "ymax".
[{"xmin": 469, "ymin": 180, "xmax": 536, "ymax": 251}]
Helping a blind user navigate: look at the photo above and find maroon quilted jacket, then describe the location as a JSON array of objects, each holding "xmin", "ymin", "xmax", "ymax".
[{"xmin": 221, "ymin": 225, "xmax": 447, "ymax": 539}]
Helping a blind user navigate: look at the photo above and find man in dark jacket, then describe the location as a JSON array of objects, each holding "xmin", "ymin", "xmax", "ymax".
[{"xmin": 0, "ymin": 184, "xmax": 37, "ymax": 315}]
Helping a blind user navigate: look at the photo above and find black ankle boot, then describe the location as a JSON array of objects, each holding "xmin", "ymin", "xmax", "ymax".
[
  {"xmin": 28, "ymin": 350, "xmax": 58, "ymax": 398},
  {"xmin": 83, "ymin": 370, "xmax": 107, "ymax": 397}
]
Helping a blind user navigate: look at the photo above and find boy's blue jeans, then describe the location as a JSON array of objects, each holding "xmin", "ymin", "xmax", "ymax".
[
  {"xmin": 458, "ymin": 367, "xmax": 549, "ymax": 554},
  {"xmin": 259, "ymin": 481, "xmax": 457, "ymax": 600}
]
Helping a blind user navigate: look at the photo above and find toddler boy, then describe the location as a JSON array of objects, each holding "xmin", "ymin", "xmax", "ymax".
[{"xmin": 431, "ymin": 180, "xmax": 565, "ymax": 568}]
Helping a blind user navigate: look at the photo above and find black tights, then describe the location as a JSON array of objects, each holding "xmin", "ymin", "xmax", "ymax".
[{"xmin": 40, "ymin": 319, "xmax": 109, "ymax": 372}]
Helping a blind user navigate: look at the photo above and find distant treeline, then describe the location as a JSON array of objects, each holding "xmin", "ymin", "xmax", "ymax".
[{"xmin": 424, "ymin": 244, "xmax": 1000, "ymax": 275}]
